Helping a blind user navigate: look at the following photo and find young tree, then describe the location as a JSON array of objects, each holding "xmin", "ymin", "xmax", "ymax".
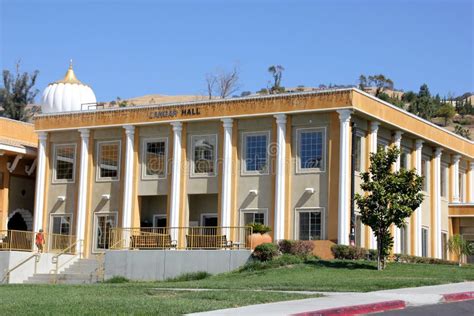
[
  {"xmin": 447, "ymin": 234, "xmax": 472, "ymax": 267},
  {"xmin": 436, "ymin": 103, "xmax": 456, "ymax": 126},
  {"xmin": 268, "ymin": 65, "xmax": 285, "ymax": 94},
  {"xmin": 1, "ymin": 61, "xmax": 39, "ymax": 121},
  {"xmin": 355, "ymin": 146, "xmax": 424, "ymax": 270}
]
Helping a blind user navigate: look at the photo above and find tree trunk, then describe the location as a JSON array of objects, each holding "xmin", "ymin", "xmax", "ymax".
[{"xmin": 377, "ymin": 234, "xmax": 382, "ymax": 271}]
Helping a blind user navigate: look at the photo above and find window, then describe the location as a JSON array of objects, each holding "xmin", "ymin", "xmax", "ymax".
[
  {"xmin": 400, "ymin": 225, "xmax": 408, "ymax": 255},
  {"xmin": 240, "ymin": 209, "xmax": 267, "ymax": 226},
  {"xmin": 421, "ymin": 158, "xmax": 429, "ymax": 192},
  {"xmin": 143, "ymin": 138, "xmax": 167, "ymax": 179},
  {"xmin": 421, "ymin": 227, "xmax": 429, "ymax": 257},
  {"xmin": 51, "ymin": 214, "xmax": 72, "ymax": 235},
  {"xmin": 94, "ymin": 213, "xmax": 117, "ymax": 251},
  {"xmin": 296, "ymin": 208, "xmax": 324, "ymax": 241},
  {"xmin": 400, "ymin": 151, "xmax": 408, "ymax": 170},
  {"xmin": 297, "ymin": 128, "xmax": 325, "ymax": 172},
  {"xmin": 242, "ymin": 132, "xmax": 269, "ymax": 174},
  {"xmin": 97, "ymin": 141, "xmax": 121, "ymax": 181},
  {"xmin": 53, "ymin": 144, "xmax": 76, "ymax": 182},
  {"xmin": 153, "ymin": 214, "xmax": 167, "ymax": 228},
  {"xmin": 441, "ymin": 232, "xmax": 448, "ymax": 260},
  {"xmin": 441, "ymin": 164, "xmax": 447, "ymax": 198},
  {"xmin": 354, "ymin": 135, "xmax": 362, "ymax": 172},
  {"xmin": 191, "ymin": 135, "xmax": 217, "ymax": 176}
]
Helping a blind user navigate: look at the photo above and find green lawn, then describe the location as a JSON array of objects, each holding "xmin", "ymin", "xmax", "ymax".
[
  {"xmin": 0, "ymin": 260, "xmax": 472, "ymax": 315},
  {"xmin": 157, "ymin": 260, "xmax": 474, "ymax": 292}
]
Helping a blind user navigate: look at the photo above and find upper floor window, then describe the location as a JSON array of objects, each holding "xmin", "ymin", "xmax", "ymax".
[
  {"xmin": 297, "ymin": 128, "xmax": 326, "ymax": 173},
  {"xmin": 400, "ymin": 151, "xmax": 409, "ymax": 170},
  {"xmin": 354, "ymin": 135, "xmax": 362, "ymax": 172},
  {"xmin": 53, "ymin": 144, "xmax": 76, "ymax": 183},
  {"xmin": 191, "ymin": 135, "xmax": 217, "ymax": 176},
  {"xmin": 142, "ymin": 138, "xmax": 167, "ymax": 179},
  {"xmin": 242, "ymin": 132, "xmax": 269, "ymax": 174},
  {"xmin": 440, "ymin": 164, "xmax": 448, "ymax": 198},
  {"xmin": 421, "ymin": 158, "xmax": 429, "ymax": 192},
  {"xmin": 97, "ymin": 141, "xmax": 121, "ymax": 181}
]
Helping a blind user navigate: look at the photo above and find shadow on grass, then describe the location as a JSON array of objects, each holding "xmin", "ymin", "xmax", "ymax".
[{"xmin": 308, "ymin": 260, "xmax": 377, "ymax": 270}]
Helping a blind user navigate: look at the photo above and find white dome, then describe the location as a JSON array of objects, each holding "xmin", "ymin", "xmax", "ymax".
[{"xmin": 41, "ymin": 62, "xmax": 96, "ymax": 113}]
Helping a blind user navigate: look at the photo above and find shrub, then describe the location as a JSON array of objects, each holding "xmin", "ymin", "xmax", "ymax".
[
  {"xmin": 393, "ymin": 254, "xmax": 456, "ymax": 265},
  {"xmin": 278, "ymin": 240, "xmax": 315, "ymax": 258},
  {"xmin": 331, "ymin": 245, "xmax": 368, "ymax": 260},
  {"xmin": 248, "ymin": 223, "xmax": 272, "ymax": 234},
  {"xmin": 240, "ymin": 254, "xmax": 304, "ymax": 272},
  {"xmin": 167, "ymin": 271, "xmax": 211, "ymax": 282},
  {"xmin": 104, "ymin": 276, "xmax": 129, "ymax": 283},
  {"xmin": 253, "ymin": 243, "xmax": 279, "ymax": 261},
  {"xmin": 278, "ymin": 240, "xmax": 295, "ymax": 254}
]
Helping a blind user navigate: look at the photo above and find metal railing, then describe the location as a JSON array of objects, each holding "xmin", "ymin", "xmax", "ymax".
[
  {"xmin": 51, "ymin": 239, "xmax": 83, "ymax": 284},
  {"xmin": 109, "ymin": 227, "xmax": 253, "ymax": 250},
  {"xmin": 0, "ymin": 230, "xmax": 76, "ymax": 254},
  {"xmin": 1, "ymin": 253, "xmax": 40, "ymax": 284}
]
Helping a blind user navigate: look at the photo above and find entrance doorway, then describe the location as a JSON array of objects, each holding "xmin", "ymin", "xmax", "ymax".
[{"xmin": 93, "ymin": 213, "xmax": 117, "ymax": 252}]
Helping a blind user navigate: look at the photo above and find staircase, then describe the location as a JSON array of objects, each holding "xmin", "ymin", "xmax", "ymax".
[{"xmin": 24, "ymin": 258, "xmax": 102, "ymax": 284}]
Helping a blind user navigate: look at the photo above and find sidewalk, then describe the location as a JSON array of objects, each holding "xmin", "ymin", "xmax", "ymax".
[{"xmin": 188, "ymin": 282, "xmax": 474, "ymax": 316}]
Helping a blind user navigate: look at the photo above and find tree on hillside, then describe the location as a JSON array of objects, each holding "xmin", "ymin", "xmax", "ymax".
[
  {"xmin": 357, "ymin": 74, "xmax": 394, "ymax": 97},
  {"xmin": 454, "ymin": 125, "xmax": 471, "ymax": 140},
  {"xmin": 268, "ymin": 65, "xmax": 285, "ymax": 94},
  {"xmin": 205, "ymin": 65, "xmax": 240, "ymax": 99},
  {"xmin": 455, "ymin": 99, "xmax": 473, "ymax": 118},
  {"xmin": 0, "ymin": 61, "xmax": 39, "ymax": 121},
  {"xmin": 436, "ymin": 103, "xmax": 456, "ymax": 126},
  {"xmin": 355, "ymin": 146, "xmax": 423, "ymax": 270},
  {"xmin": 408, "ymin": 84, "xmax": 436, "ymax": 120},
  {"xmin": 401, "ymin": 91, "xmax": 417, "ymax": 104},
  {"xmin": 358, "ymin": 75, "xmax": 368, "ymax": 90}
]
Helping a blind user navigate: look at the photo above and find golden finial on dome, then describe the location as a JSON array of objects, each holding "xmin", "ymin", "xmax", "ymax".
[{"xmin": 53, "ymin": 59, "xmax": 83, "ymax": 85}]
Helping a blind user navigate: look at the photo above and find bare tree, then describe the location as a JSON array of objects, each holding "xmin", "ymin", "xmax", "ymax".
[{"xmin": 205, "ymin": 65, "xmax": 240, "ymax": 99}]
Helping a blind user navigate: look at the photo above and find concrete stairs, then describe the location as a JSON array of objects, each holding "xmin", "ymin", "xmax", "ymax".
[{"xmin": 23, "ymin": 258, "xmax": 101, "ymax": 284}]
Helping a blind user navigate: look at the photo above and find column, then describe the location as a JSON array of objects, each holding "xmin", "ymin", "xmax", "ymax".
[
  {"xmin": 33, "ymin": 132, "xmax": 48, "ymax": 234},
  {"xmin": 414, "ymin": 139, "xmax": 424, "ymax": 256},
  {"xmin": 469, "ymin": 162, "xmax": 474, "ymax": 203},
  {"xmin": 452, "ymin": 155, "xmax": 461, "ymax": 203},
  {"xmin": 433, "ymin": 147, "xmax": 442, "ymax": 259},
  {"xmin": 368, "ymin": 121, "xmax": 380, "ymax": 249},
  {"xmin": 220, "ymin": 118, "xmax": 233, "ymax": 236},
  {"xmin": 393, "ymin": 131, "xmax": 403, "ymax": 254},
  {"xmin": 274, "ymin": 114, "xmax": 287, "ymax": 241},
  {"xmin": 122, "ymin": 126, "xmax": 135, "ymax": 229},
  {"xmin": 169, "ymin": 122, "xmax": 183, "ymax": 241},
  {"xmin": 76, "ymin": 129, "xmax": 90, "ymax": 254},
  {"xmin": 337, "ymin": 110, "xmax": 352, "ymax": 245}
]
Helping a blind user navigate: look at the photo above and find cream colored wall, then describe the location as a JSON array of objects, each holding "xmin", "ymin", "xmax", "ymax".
[
  {"xmin": 137, "ymin": 125, "xmax": 170, "ymax": 195},
  {"xmin": 46, "ymin": 131, "xmax": 79, "ymax": 233},
  {"xmin": 289, "ymin": 113, "xmax": 330, "ymax": 239},
  {"xmin": 8, "ymin": 175, "xmax": 35, "ymax": 213},
  {"xmin": 235, "ymin": 117, "xmax": 273, "ymax": 220},
  {"xmin": 186, "ymin": 121, "xmax": 220, "ymax": 195}
]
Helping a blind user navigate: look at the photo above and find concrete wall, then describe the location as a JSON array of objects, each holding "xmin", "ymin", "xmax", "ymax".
[
  {"xmin": 104, "ymin": 250, "xmax": 251, "ymax": 281},
  {"xmin": 0, "ymin": 251, "xmax": 77, "ymax": 284}
]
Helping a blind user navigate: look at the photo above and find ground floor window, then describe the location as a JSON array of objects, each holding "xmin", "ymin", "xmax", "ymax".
[
  {"xmin": 421, "ymin": 227, "xmax": 429, "ymax": 257},
  {"xmin": 50, "ymin": 214, "xmax": 73, "ymax": 251},
  {"xmin": 295, "ymin": 208, "xmax": 324, "ymax": 241},
  {"xmin": 94, "ymin": 213, "xmax": 117, "ymax": 252},
  {"xmin": 400, "ymin": 225, "xmax": 408, "ymax": 255},
  {"xmin": 240, "ymin": 209, "xmax": 267, "ymax": 226},
  {"xmin": 441, "ymin": 231, "xmax": 448, "ymax": 260}
]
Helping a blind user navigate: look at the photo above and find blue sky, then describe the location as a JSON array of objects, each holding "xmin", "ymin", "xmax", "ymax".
[{"xmin": 1, "ymin": 0, "xmax": 473, "ymax": 102}]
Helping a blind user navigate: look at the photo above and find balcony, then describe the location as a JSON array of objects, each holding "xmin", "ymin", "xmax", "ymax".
[{"xmin": 0, "ymin": 230, "xmax": 77, "ymax": 254}]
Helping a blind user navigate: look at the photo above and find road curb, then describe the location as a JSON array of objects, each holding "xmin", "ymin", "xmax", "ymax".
[
  {"xmin": 292, "ymin": 300, "xmax": 406, "ymax": 316},
  {"xmin": 442, "ymin": 291, "xmax": 474, "ymax": 302}
]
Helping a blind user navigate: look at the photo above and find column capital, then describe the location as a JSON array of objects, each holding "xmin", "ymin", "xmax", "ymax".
[
  {"xmin": 123, "ymin": 125, "xmax": 135, "ymax": 135},
  {"xmin": 171, "ymin": 121, "xmax": 183, "ymax": 132},
  {"xmin": 393, "ymin": 131, "xmax": 403, "ymax": 141},
  {"xmin": 370, "ymin": 120, "xmax": 380, "ymax": 132},
  {"xmin": 453, "ymin": 154, "xmax": 461, "ymax": 163},
  {"xmin": 274, "ymin": 113, "xmax": 287, "ymax": 125},
  {"xmin": 469, "ymin": 161, "xmax": 474, "ymax": 169},
  {"xmin": 78, "ymin": 128, "xmax": 90, "ymax": 138},
  {"xmin": 37, "ymin": 131, "xmax": 48, "ymax": 141},
  {"xmin": 221, "ymin": 118, "xmax": 233, "ymax": 128},
  {"xmin": 415, "ymin": 139, "xmax": 424, "ymax": 150},
  {"xmin": 434, "ymin": 147, "xmax": 443, "ymax": 158},
  {"xmin": 336, "ymin": 109, "xmax": 352, "ymax": 123}
]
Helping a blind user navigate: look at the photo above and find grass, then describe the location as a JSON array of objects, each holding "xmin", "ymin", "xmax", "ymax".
[
  {"xmin": 0, "ymin": 260, "xmax": 472, "ymax": 315},
  {"xmin": 154, "ymin": 259, "xmax": 474, "ymax": 292}
]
